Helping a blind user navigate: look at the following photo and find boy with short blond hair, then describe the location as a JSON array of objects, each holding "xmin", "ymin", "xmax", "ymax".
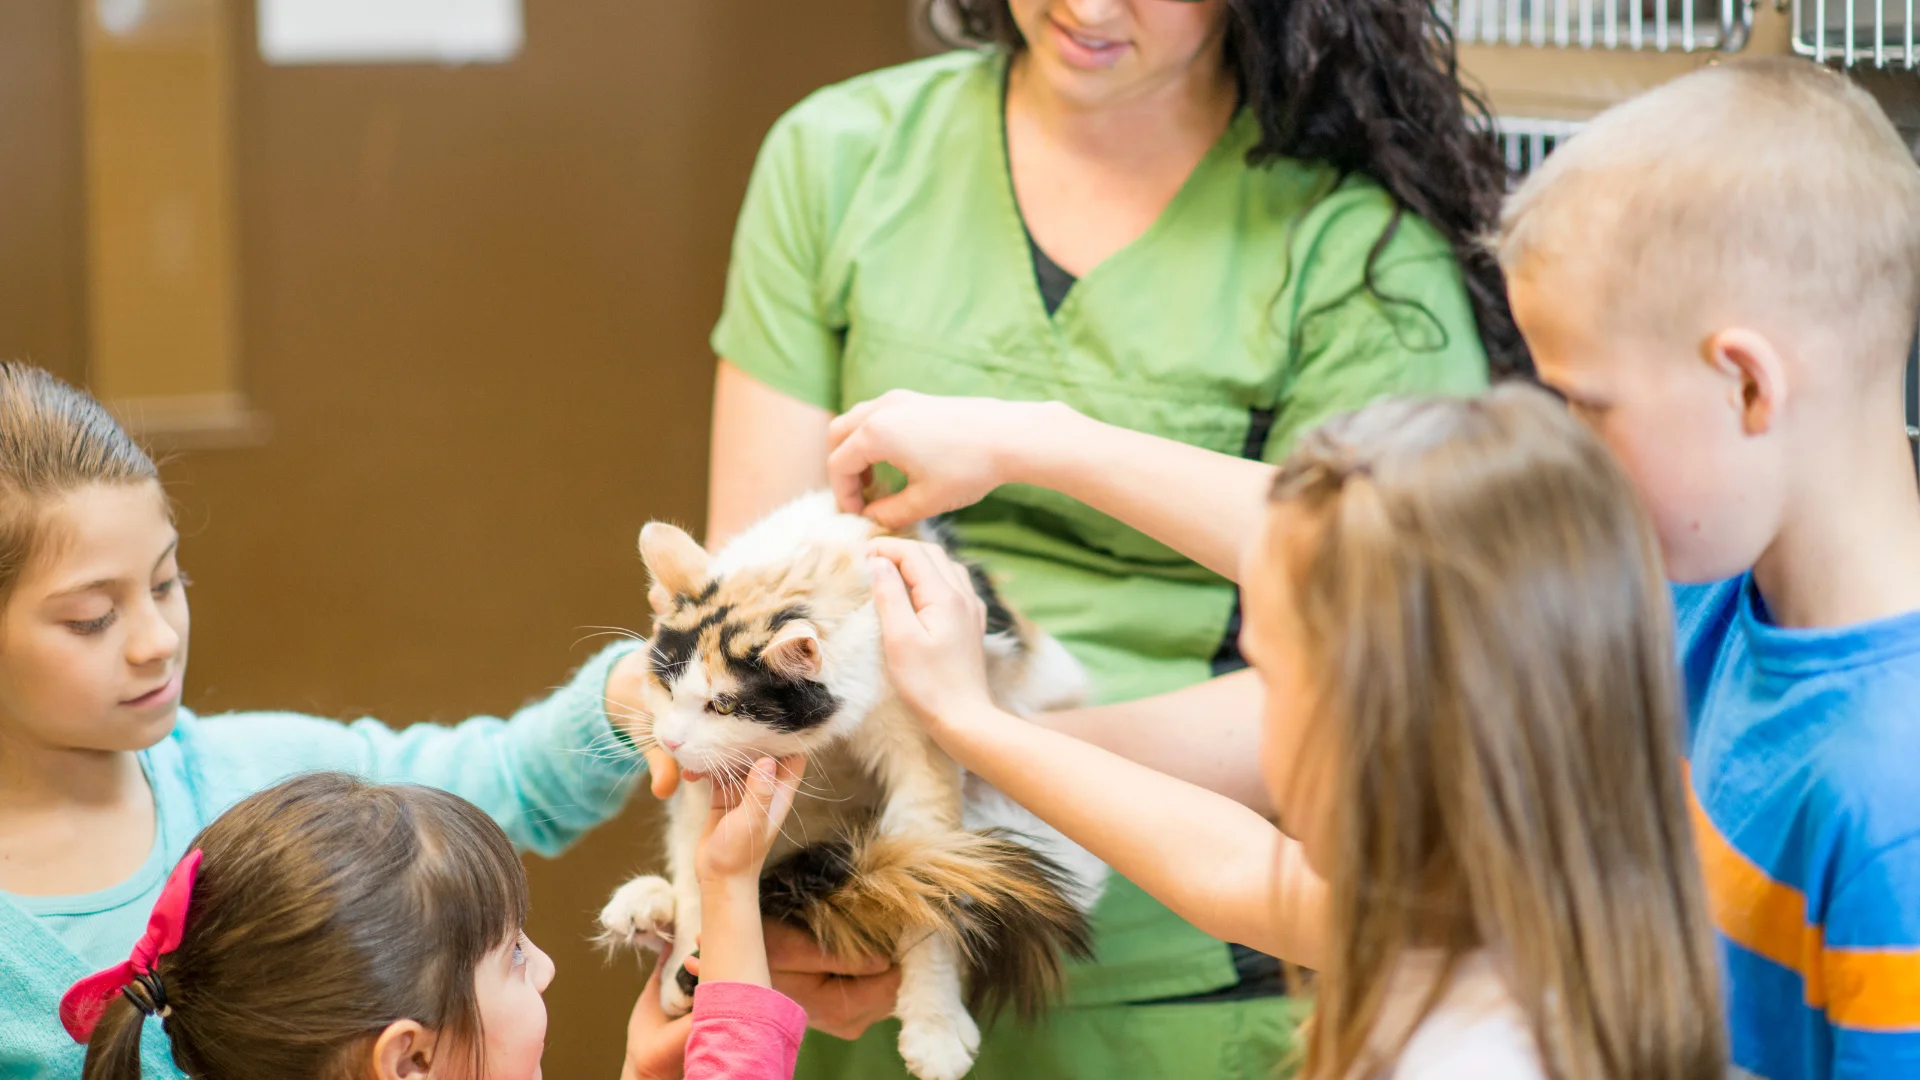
[{"xmin": 1499, "ymin": 57, "xmax": 1920, "ymax": 1080}]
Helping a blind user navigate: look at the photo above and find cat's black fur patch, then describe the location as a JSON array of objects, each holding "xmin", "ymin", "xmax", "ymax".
[
  {"xmin": 724, "ymin": 648, "xmax": 840, "ymax": 733},
  {"xmin": 921, "ymin": 517, "xmax": 1016, "ymax": 637},
  {"xmin": 767, "ymin": 604, "xmax": 810, "ymax": 632},
  {"xmin": 650, "ymin": 604, "xmax": 732, "ymax": 681},
  {"xmin": 674, "ymin": 580, "xmax": 720, "ymax": 610},
  {"xmin": 759, "ymin": 841, "xmax": 857, "ymax": 927}
]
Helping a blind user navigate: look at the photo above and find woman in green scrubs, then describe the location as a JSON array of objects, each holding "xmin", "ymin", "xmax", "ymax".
[{"xmin": 700, "ymin": 1, "xmax": 1521, "ymax": 1076}]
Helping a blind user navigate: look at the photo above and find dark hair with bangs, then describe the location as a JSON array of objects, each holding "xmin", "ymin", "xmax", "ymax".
[{"xmin": 82, "ymin": 773, "xmax": 531, "ymax": 1080}]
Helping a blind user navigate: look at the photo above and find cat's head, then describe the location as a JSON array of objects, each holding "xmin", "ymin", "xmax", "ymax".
[{"xmin": 633, "ymin": 517, "xmax": 883, "ymax": 779}]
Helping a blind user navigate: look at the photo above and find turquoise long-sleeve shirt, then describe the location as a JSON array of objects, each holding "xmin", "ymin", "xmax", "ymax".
[{"xmin": 0, "ymin": 640, "xmax": 644, "ymax": 1080}]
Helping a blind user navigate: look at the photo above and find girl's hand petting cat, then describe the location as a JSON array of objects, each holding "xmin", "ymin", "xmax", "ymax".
[
  {"xmin": 828, "ymin": 390, "xmax": 1071, "ymax": 528},
  {"xmin": 696, "ymin": 755, "xmax": 806, "ymax": 887},
  {"xmin": 868, "ymin": 538, "xmax": 999, "ymax": 735}
]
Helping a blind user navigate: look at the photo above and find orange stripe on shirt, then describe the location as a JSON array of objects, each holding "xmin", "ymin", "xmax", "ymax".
[
  {"xmin": 1821, "ymin": 949, "xmax": 1920, "ymax": 1030},
  {"xmin": 1684, "ymin": 771, "xmax": 1920, "ymax": 1030}
]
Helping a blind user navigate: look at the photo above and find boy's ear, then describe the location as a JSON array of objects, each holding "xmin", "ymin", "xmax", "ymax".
[
  {"xmin": 370, "ymin": 1020, "xmax": 437, "ymax": 1080},
  {"xmin": 639, "ymin": 523, "xmax": 711, "ymax": 604},
  {"xmin": 1705, "ymin": 327, "xmax": 1786, "ymax": 437}
]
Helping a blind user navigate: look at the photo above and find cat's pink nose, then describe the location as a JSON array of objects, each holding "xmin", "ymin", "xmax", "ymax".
[{"xmin": 661, "ymin": 738, "xmax": 684, "ymax": 752}]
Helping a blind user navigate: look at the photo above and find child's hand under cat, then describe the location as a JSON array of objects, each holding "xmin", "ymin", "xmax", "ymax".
[
  {"xmin": 868, "ymin": 538, "xmax": 1000, "ymax": 736},
  {"xmin": 828, "ymin": 391, "xmax": 1072, "ymax": 528},
  {"xmin": 622, "ymin": 964, "xmax": 693, "ymax": 1080},
  {"xmin": 696, "ymin": 755, "xmax": 805, "ymax": 887}
]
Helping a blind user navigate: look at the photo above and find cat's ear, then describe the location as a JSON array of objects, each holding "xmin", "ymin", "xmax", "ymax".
[
  {"xmin": 763, "ymin": 621, "xmax": 823, "ymax": 681},
  {"xmin": 639, "ymin": 523, "xmax": 711, "ymax": 603}
]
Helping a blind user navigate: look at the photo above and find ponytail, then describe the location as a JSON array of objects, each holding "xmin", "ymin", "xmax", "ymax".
[{"xmin": 81, "ymin": 996, "xmax": 151, "ymax": 1080}]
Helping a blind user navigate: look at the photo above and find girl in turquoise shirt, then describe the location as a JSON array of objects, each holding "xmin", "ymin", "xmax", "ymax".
[{"xmin": 0, "ymin": 364, "xmax": 651, "ymax": 1080}]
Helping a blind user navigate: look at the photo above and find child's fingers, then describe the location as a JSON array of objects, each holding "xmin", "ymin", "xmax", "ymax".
[
  {"xmin": 644, "ymin": 747, "xmax": 680, "ymax": 800},
  {"xmin": 764, "ymin": 754, "xmax": 807, "ymax": 832},
  {"xmin": 869, "ymin": 538, "xmax": 963, "ymax": 615},
  {"xmin": 863, "ymin": 488, "xmax": 938, "ymax": 532},
  {"xmin": 827, "ymin": 430, "xmax": 876, "ymax": 514},
  {"xmin": 935, "ymin": 547, "xmax": 976, "ymax": 604},
  {"xmin": 626, "ymin": 966, "xmax": 693, "ymax": 1080},
  {"xmin": 869, "ymin": 556, "xmax": 928, "ymax": 641},
  {"xmin": 826, "ymin": 397, "xmax": 883, "ymax": 452}
]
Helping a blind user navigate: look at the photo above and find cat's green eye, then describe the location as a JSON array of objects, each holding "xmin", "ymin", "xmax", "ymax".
[{"xmin": 710, "ymin": 695, "xmax": 737, "ymax": 716}]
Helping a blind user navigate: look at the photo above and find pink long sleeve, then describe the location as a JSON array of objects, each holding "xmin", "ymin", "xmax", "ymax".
[{"xmin": 683, "ymin": 981, "xmax": 808, "ymax": 1080}]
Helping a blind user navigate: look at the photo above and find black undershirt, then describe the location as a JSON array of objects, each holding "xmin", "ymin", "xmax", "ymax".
[
  {"xmin": 1029, "ymin": 233, "xmax": 1078, "ymax": 316},
  {"xmin": 1025, "ymin": 233, "xmax": 1288, "ymax": 1003}
]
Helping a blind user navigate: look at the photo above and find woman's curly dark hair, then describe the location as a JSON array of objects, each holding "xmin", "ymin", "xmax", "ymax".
[{"xmin": 934, "ymin": 0, "xmax": 1529, "ymax": 378}]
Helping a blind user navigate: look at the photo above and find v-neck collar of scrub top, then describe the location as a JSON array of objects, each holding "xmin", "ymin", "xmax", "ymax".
[{"xmin": 986, "ymin": 51, "xmax": 1263, "ymax": 329}]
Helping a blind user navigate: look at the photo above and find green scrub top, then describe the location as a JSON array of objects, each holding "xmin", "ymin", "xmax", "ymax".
[{"xmin": 713, "ymin": 48, "xmax": 1488, "ymax": 1075}]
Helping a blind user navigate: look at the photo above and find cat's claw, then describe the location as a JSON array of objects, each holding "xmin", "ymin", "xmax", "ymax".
[
  {"xmin": 597, "ymin": 875, "xmax": 677, "ymax": 958},
  {"xmin": 897, "ymin": 1012, "xmax": 981, "ymax": 1080}
]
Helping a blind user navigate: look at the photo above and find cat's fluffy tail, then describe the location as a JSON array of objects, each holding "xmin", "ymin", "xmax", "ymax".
[{"xmin": 760, "ymin": 829, "xmax": 1096, "ymax": 1021}]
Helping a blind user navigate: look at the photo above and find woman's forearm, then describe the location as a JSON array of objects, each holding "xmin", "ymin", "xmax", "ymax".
[
  {"xmin": 943, "ymin": 704, "xmax": 1327, "ymax": 968},
  {"xmin": 707, "ymin": 360, "xmax": 832, "ymax": 549},
  {"xmin": 1013, "ymin": 408, "xmax": 1276, "ymax": 581},
  {"xmin": 1040, "ymin": 669, "xmax": 1274, "ymax": 816}
]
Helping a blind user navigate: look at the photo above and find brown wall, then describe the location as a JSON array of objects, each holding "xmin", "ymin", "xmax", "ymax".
[{"xmin": 0, "ymin": 1, "xmax": 914, "ymax": 1074}]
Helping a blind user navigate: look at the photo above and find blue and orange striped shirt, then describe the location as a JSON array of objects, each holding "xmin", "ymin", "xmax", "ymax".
[{"xmin": 1676, "ymin": 578, "xmax": 1920, "ymax": 1080}]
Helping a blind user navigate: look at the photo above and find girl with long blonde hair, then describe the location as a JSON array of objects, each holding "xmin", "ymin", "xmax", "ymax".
[{"xmin": 865, "ymin": 386, "xmax": 1726, "ymax": 1079}]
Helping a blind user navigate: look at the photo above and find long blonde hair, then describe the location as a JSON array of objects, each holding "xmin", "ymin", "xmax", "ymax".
[{"xmin": 1271, "ymin": 386, "xmax": 1724, "ymax": 1080}]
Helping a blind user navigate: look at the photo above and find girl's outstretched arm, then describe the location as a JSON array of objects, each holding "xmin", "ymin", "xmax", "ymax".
[
  {"xmin": 828, "ymin": 392, "xmax": 1274, "ymax": 581},
  {"xmin": 867, "ymin": 539, "xmax": 1329, "ymax": 969},
  {"xmin": 178, "ymin": 642, "xmax": 652, "ymax": 858},
  {"xmin": 1040, "ymin": 669, "xmax": 1273, "ymax": 816}
]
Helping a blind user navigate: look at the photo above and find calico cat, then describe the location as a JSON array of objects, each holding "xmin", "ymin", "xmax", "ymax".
[{"xmin": 598, "ymin": 492, "xmax": 1106, "ymax": 1080}]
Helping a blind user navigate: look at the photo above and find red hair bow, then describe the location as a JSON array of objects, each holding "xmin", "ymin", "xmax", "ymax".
[{"xmin": 59, "ymin": 848, "xmax": 203, "ymax": 1043}]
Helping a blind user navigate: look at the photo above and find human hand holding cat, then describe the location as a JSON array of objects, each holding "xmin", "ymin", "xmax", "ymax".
[
  {"xmin": 868, "ymin": 537, "xmax": 1000, "ymax": 739},
  {"xmin": 828, "ymin": 390, "xmax": 1072, "ymax": 528},
  {"xmin": 622, "ymin": 965, "xmax": 692, "ymax": 1080},
  {"xmin": 696, "ymin": 755, "xmax": 805, "ymax": 887},
  {"xmin": 606, "ymin": 649, "xmax": 682, "ymax": 799}
]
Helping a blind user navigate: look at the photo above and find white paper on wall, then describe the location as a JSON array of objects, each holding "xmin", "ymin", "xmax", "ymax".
[{"xmin": 258, "ymin": 0, "xmax": 522, "ymax": 65}]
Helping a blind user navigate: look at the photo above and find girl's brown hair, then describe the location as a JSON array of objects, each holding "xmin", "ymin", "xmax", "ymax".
[
  {"xmin": 0, "ymin": 363, "xmax": 158, "ymax": 600},
  {"xmin": 1270, "ymin": 386, "xmax": 1724, "ymax": 1080},
  {"xmin": 83, "ymin": 772, "xmax": 532, "ymax": 1080}
]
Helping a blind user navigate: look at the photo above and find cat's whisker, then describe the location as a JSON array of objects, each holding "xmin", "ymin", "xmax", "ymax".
[{"xmin": 573, "ymin": 626, "xmax": 648, "ymax": 648}]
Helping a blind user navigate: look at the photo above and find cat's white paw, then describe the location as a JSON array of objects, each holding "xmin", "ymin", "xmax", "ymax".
[
  {"xmin": 597, "ymin": 876, "xmax": 677, "ymax": 957},
  {"xmin": 896, "ymin": 1010, "xmax": 981, "ymax": 1080}
]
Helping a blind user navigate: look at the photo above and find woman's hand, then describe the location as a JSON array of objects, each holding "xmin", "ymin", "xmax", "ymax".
[
  {"xmin": 827, "ymin": 391, "xmax": 1072, "ymax": 529},
  {"xmin": 867, "ymin": 538, "xmax": 999, "ymax": 734},
  {"xmin": 764, "ymin": 920, "xmax": 903, "ymax": 1040},
  {"xmin": 696, "ymin": 756, "xmax": 805, "ymax": 887},
  {"xmin": 622, "ymin": 965, "xmax": 693, "ymax": 1080}
]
